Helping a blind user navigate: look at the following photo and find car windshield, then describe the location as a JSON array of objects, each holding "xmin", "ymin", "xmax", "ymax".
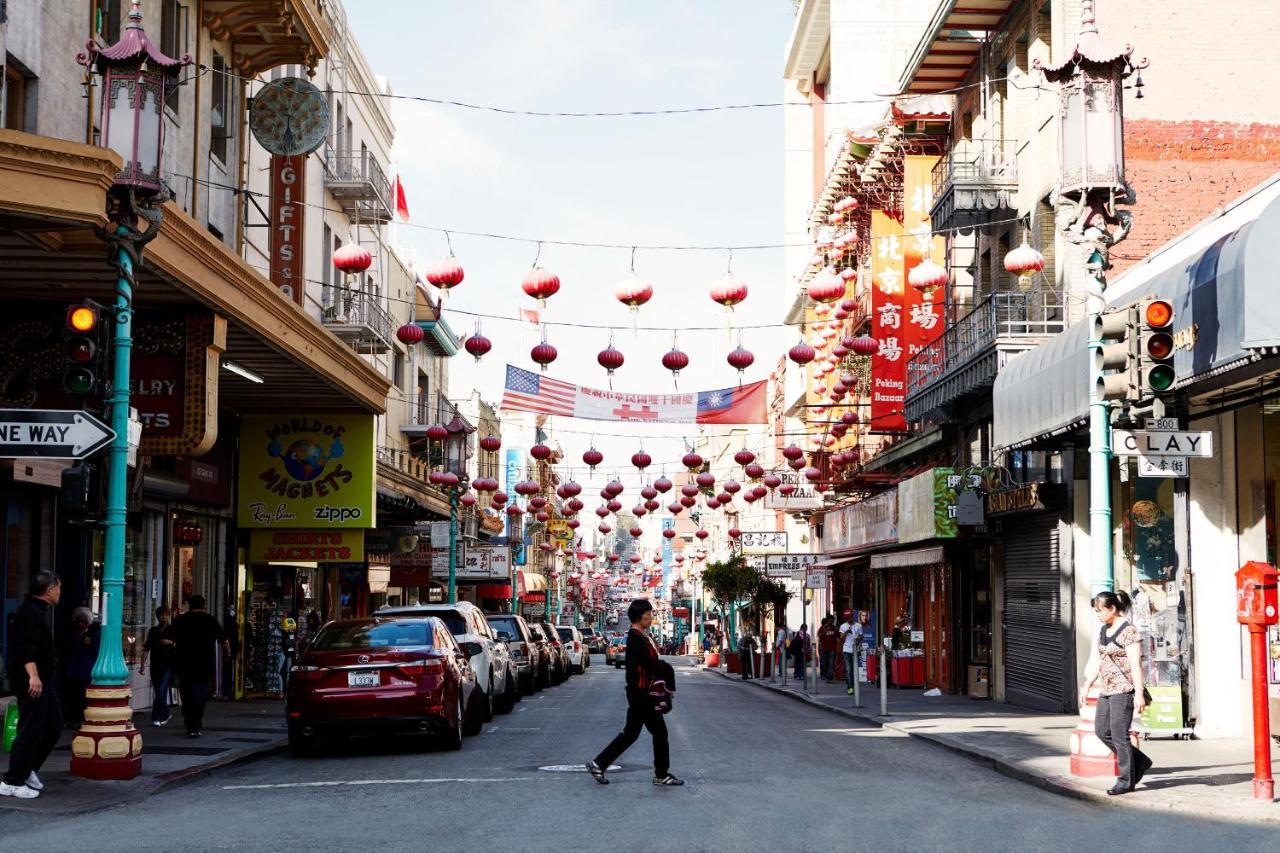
[
  {"xmin": 556, "ymin": 628, "xmax": 574, "ymax": 641},
  {"xmin": 488, "ymin": 617, "xmax": 522, "ymax": 640},
  {"xmin": 310, "ymin": 621, "xmax": 434, "ymax": 650}
]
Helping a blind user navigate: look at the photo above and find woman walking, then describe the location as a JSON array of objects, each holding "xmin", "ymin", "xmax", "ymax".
[
  {"xmin": 587, "ymin": 599, "xmax": 683, "ymax": 787},
  {"xmin": 791, "ymin": 623, "xmax": 810, "ymax": 680},
  {"xmin": 1079, "ymin": 590, "xmax": 1153, "ymax": 795}
]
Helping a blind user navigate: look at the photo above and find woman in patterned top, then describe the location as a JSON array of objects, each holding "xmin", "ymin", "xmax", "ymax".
[{"xmin": 1079, "ymin": 590, "xmax": 1153, "ymax": 795}]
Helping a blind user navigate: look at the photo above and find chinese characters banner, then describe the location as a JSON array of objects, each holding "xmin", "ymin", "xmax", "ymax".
[
  {"xmin": 870, "ymin": 210, "xmax": 906, "ymax": 432},
  {"xmin": 902, "ymin": 154, "xmax": 946, "ymax": 370}
]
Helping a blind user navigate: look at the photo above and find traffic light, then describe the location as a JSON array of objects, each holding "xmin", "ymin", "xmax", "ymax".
[
  {"xmin": 1138, "ymin": 298, "xmax": 1176, "ymax": 396},
  {"xmin": 1093, "ymin": 304, "xmax": 1139, "ymax": 403},
  {"xmin": 63, "ymin": 302, "xmax": 106, "ymax": 396}
]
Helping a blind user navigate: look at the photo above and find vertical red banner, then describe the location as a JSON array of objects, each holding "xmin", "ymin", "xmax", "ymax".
[
  {"xmin": 870, "ymin": 210, "xmax": 906, "ymax": 432},
  {"xmin": 270, "ymin": 154, "xmax": 306, "ymax": 307},
  {"xmin": 902, "ymin": 155, "xmax": 945, "ymax": 368}
]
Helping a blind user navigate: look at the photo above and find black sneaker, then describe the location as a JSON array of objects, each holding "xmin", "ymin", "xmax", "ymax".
[
  {"xmin": 653, "ymin": 773, "xmax": 685, "ymax": 786},
  {"xmin": 586, "ymin": 761, "xmax": 609, "ymax": 785}
]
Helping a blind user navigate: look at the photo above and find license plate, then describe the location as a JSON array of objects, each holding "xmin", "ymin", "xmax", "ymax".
[{"xmin": 347, "ymin": 670, "xmax": 380, "ymax": 688}]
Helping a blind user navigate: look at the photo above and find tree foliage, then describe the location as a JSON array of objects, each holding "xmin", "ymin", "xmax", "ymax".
[{"xmin": 700, "ymin": 554, "xmax": 759, "ymax": 611}]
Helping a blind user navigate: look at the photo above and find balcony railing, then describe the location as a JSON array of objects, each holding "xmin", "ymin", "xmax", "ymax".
[
  {"xmin": 400, "ymin": 394, "xmax": 457, "ymax": 433},
  {"xmin": 930, "ymin": 138, "xmax": 1018, "ymax": 228},
  {"xmin": 323, "ymin": 148, "xmax": 393, "ymax": 222},
  {"xmin": 321, "ymin": 287, "xmax": 393, "ymax": 353},
  {"xmin": 905, "ymin": 291, "xmax": 1066, "ymax": 418}
]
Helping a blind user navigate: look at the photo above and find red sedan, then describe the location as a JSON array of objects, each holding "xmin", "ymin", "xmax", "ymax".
[{"xmin": 286, "ymin": 616, "xmax": 480, "ymax": 753}]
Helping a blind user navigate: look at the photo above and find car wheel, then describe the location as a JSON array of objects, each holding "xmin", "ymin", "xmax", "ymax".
[
  {"xmin": 502, "ymin": 668, "xmax": 519, "ymax": 711},
  {"xmin": 480, "ymin": 676, "xmax": 495, "ymax": 723},
  {"xmin": 442, "ymin": 693, "xmax": 463, "ymax": 751},
  {"xmin": 462, "ymin": 688, "xmax": 484, "ymax": 737},
  {"xmin": 288, "ymin": 725, "xmax": 319, "ymax": 757}
]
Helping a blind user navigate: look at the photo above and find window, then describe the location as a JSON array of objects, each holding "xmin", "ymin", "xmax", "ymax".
[
  {"xmin": 210, "ymin": 52, "xmax": 230, "ymax": 163},
  {"xmin": 321, "ymin": 224, "xmax": 333, "ymax": 306},
  {"xmin": 310, "ymin": 620, "xmax": 435, "ymax": 650},
  {"xmin": 393, "ymin": 350, "xmax": 405, "ymax": 390},
  {"xmin": 159, "ymin": 1, "xmax": 187, "ymax": 114},
  {"xmin": 3, "ymin": 54, "xmax": 35, "ymax": 133},
  {"xmin": 96, "ymin": 0, "xmax": 122, "ymax": 43}
]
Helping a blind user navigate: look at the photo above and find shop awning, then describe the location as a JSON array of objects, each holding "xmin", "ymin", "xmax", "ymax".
[
  {"xmin": 898, "ymin": 0, "xmax": 1014, "ymax": 94},
  {"xmin": 994, "ymin": 175, "xmax": 1280, "ymax": 451},
  {"xmin": 811, "ymin": 556, "xmax": 857, "ymax": 571},
  {"xmin": 869, "ymin": 546, "xmax": 945, "ymax": 570},
  {"xmin": 521, "ymin": 571, "xmax": 547, "ymax": 594}
]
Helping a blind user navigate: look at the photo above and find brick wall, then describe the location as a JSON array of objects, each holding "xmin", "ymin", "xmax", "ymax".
[{"xmin": 1110, "ymin": 119, "xmax": 1280, "ymax": 273}]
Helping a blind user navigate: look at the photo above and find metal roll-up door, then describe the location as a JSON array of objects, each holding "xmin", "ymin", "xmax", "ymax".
[{"xmin": 1003, "ymin": 514, "xmax": 1065, "ymax": 711}]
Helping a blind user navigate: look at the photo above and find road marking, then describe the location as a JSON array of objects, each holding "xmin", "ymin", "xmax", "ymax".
[
  {"xmin": 537, "ymin": 764, "xmax": 621, "ymax": 772},
  {"xmin": 487, "ymin": 726, "xmax": 542, "ymax": 733},
  {"xmin": 222, "ymin": 777, "xmax": 524, "ymax": 791}
]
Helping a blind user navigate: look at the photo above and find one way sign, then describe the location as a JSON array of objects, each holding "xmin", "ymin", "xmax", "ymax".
[{"xmin": 0, "ymin": 409, "xmax": 115, "ymax": 459}]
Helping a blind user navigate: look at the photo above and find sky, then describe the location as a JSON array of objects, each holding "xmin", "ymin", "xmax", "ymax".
[{"xmin": 347, "ymin": 1, "xmax": 797, "ymax": 492}]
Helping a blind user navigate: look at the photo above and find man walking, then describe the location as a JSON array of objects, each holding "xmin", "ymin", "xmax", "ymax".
[
  {"xmin": 1, "ymin": 572, "xmax": 64, "ymax": 799},
  {"xmin": 818, "ymin": 616, "xmax": 838, "ymax": 683},
  {"xmin": 139, "ymin": 606, "xmax": 176, "ymax": 726},
  {"xmin": 587, "ymin": 599, "xmax": 683, "ymax": 787},
  {"xmin": 171, "ymin": 595, "xmax": 229, "ymax": 738},
  {"xmin": 838, "ymin": 609, "xmax": 863, "ymax": 696}
]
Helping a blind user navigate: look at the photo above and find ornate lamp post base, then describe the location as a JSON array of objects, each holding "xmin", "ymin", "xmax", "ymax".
[{"xmin": 70, "ymin": 685, "xmax": 143, "ymax": 780}]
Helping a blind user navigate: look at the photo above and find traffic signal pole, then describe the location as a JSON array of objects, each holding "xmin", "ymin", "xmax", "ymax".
[{"xmin": 1085, "ymin": 249, "xmax": 1115, "ymax": 596}]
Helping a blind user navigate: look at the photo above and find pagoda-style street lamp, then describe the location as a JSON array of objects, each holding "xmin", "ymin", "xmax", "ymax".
[
  {"xmin": 72, "ymin": 1, "xmax": 190, "ymax": 782},
  {"xmin": 442, "ymin": 414, "xmax": 475, "ymax": 605}
]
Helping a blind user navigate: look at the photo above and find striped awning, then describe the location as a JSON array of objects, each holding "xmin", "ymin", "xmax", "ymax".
[{"xmin": 899, "ymin": 1, "xmax": 1015, "ymax": 94}]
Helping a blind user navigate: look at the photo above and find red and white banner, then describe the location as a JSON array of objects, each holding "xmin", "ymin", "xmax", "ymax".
[
  {"xmin": 869, "ymin": 210, "xmax": 907, "ymax": 432},
  {"xmin": 902, "ymin": 154, "xmax": 946, "ymax": 378}
]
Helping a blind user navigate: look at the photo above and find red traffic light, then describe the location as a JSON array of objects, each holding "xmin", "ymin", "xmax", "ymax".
[
  {"xmin": 1144, "ymin": 299, "xmax": 1173, "ymax": 328},
  {"xmin": 1146, "ymin": 332, "xmax": 1174, "ymax": 360}
]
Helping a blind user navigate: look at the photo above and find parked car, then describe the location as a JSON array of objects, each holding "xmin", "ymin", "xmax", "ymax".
[
  {"xmin": 606, "ymin": 634, "xmax": 627, "ymax": 669},
  {"xmin": 286, "ymin": 616, "xmax": 479, "ymax": 754},
  {"xmin": 486, "ymin": 613, "xmax": 537, "ymax": 696},
  {"xmin": 376, "ymin": 602, "xmax": 517, "ymax": 718},
  {"xmin": 522, "ymin": 622, "xmax": 555, "ymax": 689},
  {"xmin": 538, "ymin": 620, "xmax": 572, "ymax": 681},
  {"xmin": 529, "ymin": 622, "xmax": 566, "ymax": 685},
  {"xmin": 580, "ymin": 626, "xmax": 604, "ymax": 654},
  {"xmin": 557, "ymin": 625, "xmax": 589, "ymax": 673}
]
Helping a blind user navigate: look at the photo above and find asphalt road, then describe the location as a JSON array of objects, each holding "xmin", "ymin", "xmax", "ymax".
[{"xmin": 1, "ymin": 656, "xmax": 1274, "ymax": 853}]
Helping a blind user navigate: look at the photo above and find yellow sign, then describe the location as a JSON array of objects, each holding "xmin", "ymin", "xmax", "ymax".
[
  {"xmin": 237, "ymin": 414, "xmax": 376, "ymax": 528},
  {"xmin": 548, "ymin": 518, "xmax": 572, "ymax": 542},
  {"xmin": 248, "ymin": 529, "xmax": 365, "ymax": 563}
]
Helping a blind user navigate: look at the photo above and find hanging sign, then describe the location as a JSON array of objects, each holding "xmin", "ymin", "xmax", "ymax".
[
  {"xmin": 740, "ymin": 531, "xmax": 788, "ymax": 556},
  {"xmin": 237, "ymin": 414, "xmax": 376, "ymax": 528},
  {"xmin": 762, "ymin": 468, "xmax": 825, "ymax": 511},
  {"xmin": 764, "ymin": 554, "xmax": 818, "ymax": 578},
  {"xmin": 902, "ymin": 154, "xmax": 946, "ymax": 377},
  {"xmin": 269, "ymin": 154, "xmax": 306, "ymax": 306},
  {"xmin": 500, "ymin": 365, "xmax": 767, "ymax": 424},
  {"xmin": 869, "ymin": 210, "xmax": 907, "ymax": 432}
]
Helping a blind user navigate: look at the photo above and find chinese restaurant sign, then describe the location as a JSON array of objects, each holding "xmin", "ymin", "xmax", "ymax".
[
  {"xmin": 870, "ymin": 210, "xmax": 907, "ymax": 432},
  {"xmin": 237, "ymin": 414, "xmax": 375, "ymax": 528}
]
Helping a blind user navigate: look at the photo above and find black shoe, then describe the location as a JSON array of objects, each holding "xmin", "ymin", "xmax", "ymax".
[
  {"xmin": 586, "ymin": 761, "xmax": 609, "ymax": 785},
  {"xmin": 653, "ymin": 773, "xmax": 685, "ymax": 786},
  {"xmin": 187, "ymin": 731, "xmax": 202, "ymax": 739},
  {"xmin": 1106, "ymin": 783, "xmax": 1132, "ymax": 796},
  {"xmin": 1134, "ymin": 752, "xmax": 1153, "ymax": 786}
]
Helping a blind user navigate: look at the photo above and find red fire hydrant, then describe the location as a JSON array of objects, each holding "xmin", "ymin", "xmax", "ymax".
[{"xmin": 1235, "ymin": 561, "xmax": 1279, "ymax": 801}]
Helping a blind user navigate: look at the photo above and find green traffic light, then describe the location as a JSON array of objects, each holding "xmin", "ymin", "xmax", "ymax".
[
  {"xmin": 1147, "ymin": 365, "xmax": 1175, "ymax": 392},
  {"xmin": 64, "ymin": 367, "xmax": 95, "ymax": 395}
]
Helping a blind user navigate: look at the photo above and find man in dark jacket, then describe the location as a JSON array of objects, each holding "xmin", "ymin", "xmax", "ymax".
[
  {"xmin": 587, "ymin": 599, "xmax": 683, "ymax": 787},
  {"xmin": 171, "ymin": 595, "xmax": 229, "ymax": 738},
  {"xmin": 1, "ymin": 572, "xmax": 64, "ymax": 799}
]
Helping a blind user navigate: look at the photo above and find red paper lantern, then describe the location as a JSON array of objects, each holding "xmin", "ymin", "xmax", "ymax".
[
  {"xmin": 529, "ymin": 496, "xmax": 548, "ymax": 510},
  {"xmin": 425, "ymin": 256, "xmax": 465, "ymax": 294},
  {"xmin": 425, "ymin": 424, "xmax": 448, "ymax": 442},
  {"xmin": 733, "ymin": 449, "xmax": 755, "ymax": 466},
  {"xmin": 583, "ymin": 448, "xmax": 603, "ymax": 469},
  {"xmin": 515, "ymin": 479, "xmax": 540, "ymax": 496},
  {"xmin": 490, "ymin": 491, "xmax": 508, "ymax": 505},
  {"xmin": 680, "ymin": 484, "xmax": 700, "ymax": 498},
  {"xmin": 728, "ymin": 528, "xmax": 741, "ymax": 539},
  {"xmin": 653, "ymin": 475, "xmax": 673, "ymax": 493},
  {"xmin": 629, "ymin": 526, "xmax": 643, "ymax": 538},
  {"xmin": 640, "ymin": 485, "xmax": 659, "ymax": 501},
  {"xmin": 479, "ymin": 434, "xmax": 501, "ymax": 453},
  {"xmin": 803, "ymin": 466, "xmax": 823, "ymax": 483},
  {"xmin": 567, "ymin": 518, "xmax": 581, "ymax": 529},
  {"xmin": 763, "ymin": 474, "xmax": 782, "ymax": 490},
  {"xmin": 598, "ymin": 344, "xmax": 625, "ymax": 376},
  {"xmin": 695, "ymin": 472, "xmax": 715, "ymax": 489},
  {"xmin": 744, "ymin": 463, "xmax": 764, "ymax": 479},
  {"xmin": 723, "ymin": 479, "xmax": 742, "ymax": 494},
  {"xmin": 807, "ymin": 267, "xmax": 846, "ymax": 304},
  {"xmin": 522, "ymin": 267, "xmax": 560, "ymax": 306},
  {"xmin": 536, "ymin": 511, "xmax": 550, "ymax": 523},
  {"xmin": 463, "ymin": 333, "xmax": 492, "ymax": 363},
  {"xmin": 695, "ymin": 529, "xmax": 709, "ymax": 540},
  {"xmin": 632, "ymin": 505, "xmax": 648, "ymax": 518},
  {"xmin": 779, "ymin": 484, "xmax": 796, "ymax": 496},
  {"xmin": 563, "ymin": 481, "xmax": 581, "ymax": 497},
  {"xmin": 605, "ymin": 480, "xmax": 624, "ymax": 497},
  {"xmin": 599, "ymin": 523, "xmax": 612, "ymax": 534},
  {"xmin": 667, "ymin": 502, "xmax": 683, "ymax": 515},
  {"xmin": 727, "ymin": 346, "xmax": 755, "ymax": 376},
  {"xmin": 595, "ymin": 506, "xmax": 610, "ymax": 518},
  {"xmin": 709, "ymin": 277, "xmax": 749, "ymax": 311},
  {"xmin": 662, "ymin": 528, "xmax": 677, "ymax": 540},
  {"xmin": 631, "ymin": 450, "xmax": 652, "ymax": 470},
  {"xmin": 908, "ymin": 257, "xmax": 948, "ymax": 294},
  {"xmin": 842, "ymin": 411, "xmax": 859, "ymax": 425},
  {"xmin": 782, "ymin": 444, "xmax": 804, "ymax": 461},
  {"xmin": 682, "ymin": 452, "xmax": 703, "ymax": 470},
  {"xmin": 531, "ymin": 340, "xmax": 558, "ymax": 372},
  {"xmin": 396, "ymin": 322, "xmax": 424, "ymax": 345},
  {"xmin": 530, "ymin": 443, "xmax": 552, "ymax": 461},
  {"xmin": 788, "ymin": 457, "xmax": 806, "ymax": 471},
  {"xmin": 788, "ymin": 341, "xmax": 816, "ymax": 366},
  {"xmin": 506, "ymin": 505, "xmax": 524, "ymax": 517},
  {"xmin": 662, "ymin": 347, "xmax": 689, "ymax": 378},
  {"xmin": 850, "ymin": 335, "xmax": 879, "ymax": 356},
  {"xmin": 752, "ymin": 484, "xmax": 768, "ymax": 499},
  {"xmin": 332, "ymin": 243, "xmax": 372, "ymax": 274},
  {"xmin": 614, "ymin": 276, "xmax": 654, "ymax": 310},
  {"xmin": 607, "ymin": 499, "xmax": 623, "ymax": 513},
  {"xmin": 680, "ymin": 496, "xmax": 696, "ymax": 508}
]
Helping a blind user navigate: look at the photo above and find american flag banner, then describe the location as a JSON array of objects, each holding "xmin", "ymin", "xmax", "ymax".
[{"xmin": 500, "ymin": 365, "xmax": 767, "ymax": 424}]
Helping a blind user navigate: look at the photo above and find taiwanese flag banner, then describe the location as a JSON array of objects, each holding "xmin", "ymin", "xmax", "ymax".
[
  {"xmin": 870, "ymin": 210, "xmax": 907, "ymax": 432},
  {"xmin": 500, "ymin": 365, "xmax": 767, "ymax": 424},
  {"xmin": 902, "ymin": 154, "xmax": 946, "ymax": 377}
]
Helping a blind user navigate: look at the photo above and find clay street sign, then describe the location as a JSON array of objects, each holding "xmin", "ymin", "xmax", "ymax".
[
  {"xmin": 1111, "ymin": 429, "xmax": 1213, "ymax": 458},
  {"xmin": 0, "ymin": 409, "xmax": 115, "ymax": 459}
]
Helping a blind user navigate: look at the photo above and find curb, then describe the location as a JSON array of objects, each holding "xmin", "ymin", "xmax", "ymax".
[{"xmin": 704, "ymin": 666, "xmax": 1280, "ymax": 825}]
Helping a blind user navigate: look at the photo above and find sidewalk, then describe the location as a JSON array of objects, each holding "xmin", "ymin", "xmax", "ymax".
[
  {"xmin": 0, "ymin": 699, "xmax": 286, "ymax": 815},
  {"xmin": 707, "ymin": 661, "xmax": 1280, "ymax": 826}
]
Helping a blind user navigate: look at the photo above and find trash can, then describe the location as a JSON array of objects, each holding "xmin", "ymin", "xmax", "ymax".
[{"xmin": 2, "ymin": 703, "xmax": 17, "ymax": 753}]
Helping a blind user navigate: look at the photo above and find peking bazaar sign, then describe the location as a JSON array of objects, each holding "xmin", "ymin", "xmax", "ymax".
[
  {"xmin": 248, "ymin": 529, "xmax": 365, "ymax": 563},
  {"xmin": 269, "ymin": 154, "xmax": 306, "ymax": 306},
  {"xmin": 237, "ymin": 414, "xmax": 375, "ymax": 528},
  {"xmin": 901, "ymin": 154, "xmax": 946, "ymax": 388},
  {"xmin": 870, "ymin": 210, "xmax": 907, "ymax": 432}
]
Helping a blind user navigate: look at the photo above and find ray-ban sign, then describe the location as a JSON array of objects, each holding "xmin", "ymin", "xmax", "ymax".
[
  {"xmin": 1112, "ymin": 429, "xmax": 1213, "ymax": 459},
  {"xmin": 0, "ymin": 409, "xmax": 115, "ymax": 459}
]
